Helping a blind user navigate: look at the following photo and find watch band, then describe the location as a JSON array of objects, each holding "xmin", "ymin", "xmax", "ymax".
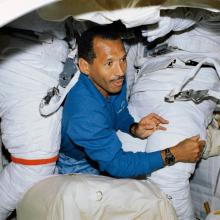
[
  {"xmin": 165, "ymin": 148, "xmax": 175, "ymax": 166},
  {"xmin": 129, "ymin": 122, "xmax": 138, "ymax": 138}
]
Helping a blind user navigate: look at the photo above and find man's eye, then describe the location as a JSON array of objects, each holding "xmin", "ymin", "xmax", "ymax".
[
  {"xmin": 122, "ymin": 57, "xmax": 127, "ymax": 62},
  {"xmin": 106, "ymin": 61, "xmax": 113, "ymax": 66}
]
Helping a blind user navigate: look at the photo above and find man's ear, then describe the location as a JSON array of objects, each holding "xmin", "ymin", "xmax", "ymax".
[{"xmin": 78, "ymin": 58, "xmax": 90, "ymax": 76}]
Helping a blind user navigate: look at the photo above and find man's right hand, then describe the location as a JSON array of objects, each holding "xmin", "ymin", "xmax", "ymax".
[{"xmin": 169, "ymin": 135, "xmax": 205, "ymax": 163}]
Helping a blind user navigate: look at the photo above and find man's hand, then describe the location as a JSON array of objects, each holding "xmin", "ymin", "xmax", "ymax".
[
  {"xmin": 130, "ymin": 113, "xmax": 169, "ymax": 139},
  {"xmin": 167, "ymin": 135, "xmax": 205, "ymax": 163}
]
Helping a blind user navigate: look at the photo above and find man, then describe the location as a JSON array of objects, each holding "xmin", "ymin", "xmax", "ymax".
[{"xmin": 57, "ymin": 24, "xmax": 205, "ymax": 178}]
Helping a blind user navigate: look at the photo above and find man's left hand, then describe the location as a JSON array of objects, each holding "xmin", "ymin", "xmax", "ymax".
[{"xmin": 132, "ymin": 113, "xmax": 169, "ymax": 139}]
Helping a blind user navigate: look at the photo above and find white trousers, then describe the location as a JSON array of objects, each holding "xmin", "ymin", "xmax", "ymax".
[{"xmin": 0, "ymin": 163, "xmax": 55, "ymax": 220}]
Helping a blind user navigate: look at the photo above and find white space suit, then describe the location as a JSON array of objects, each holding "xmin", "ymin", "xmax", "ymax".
[
  {"xmin": 119, "ymin": 7, "xmax": 220, "ymax": 220},
  {"xmin": 0, "ymin": 13, "xmax": 67, "ymax": 219}
]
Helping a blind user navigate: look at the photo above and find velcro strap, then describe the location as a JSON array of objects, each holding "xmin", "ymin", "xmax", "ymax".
[{"xmin": 11, "ymin": 155, "xmax": 58, "ymax": 165}]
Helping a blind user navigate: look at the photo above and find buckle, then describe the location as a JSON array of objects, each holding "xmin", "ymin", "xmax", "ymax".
[
  {"xmin": 165, "ymin": 89, "xmax": 209, "ymax": 104},
  {"xmin": 42, "ymin": 87, "xmax": 60, "ymax": 105}
]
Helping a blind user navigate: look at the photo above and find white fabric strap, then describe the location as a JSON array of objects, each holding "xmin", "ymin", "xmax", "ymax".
[
  {"xmin": 208, "ymin": 90, "xmax": 220, "ymax": 100},
  {"xmin": 39, "ymin": 70, "xmax": 80, "ymax": 116},
  {"xmin": 166, "ymin": 58, "xmax": 220, "ymax": 101}
]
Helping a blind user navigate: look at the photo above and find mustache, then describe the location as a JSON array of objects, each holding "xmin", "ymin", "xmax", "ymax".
[{"xmin": 111, "ymin": 76, "xmax": 125, "ymax": 81}]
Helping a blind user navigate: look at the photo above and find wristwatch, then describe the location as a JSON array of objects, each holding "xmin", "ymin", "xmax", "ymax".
[
  {"xmin": 129, "ymin": 122, "xmax": 138, "ymax": 137},
  {"xmin": 165, "ymin": 148, "xmax": 175, "ymax": 166}
]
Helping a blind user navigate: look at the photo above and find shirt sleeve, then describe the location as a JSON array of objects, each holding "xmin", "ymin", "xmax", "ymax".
[
  {"xmin": 99, "ymin": 149, "xmax": 164, "ymax": 178},
  {"xmin": 67, "ymin": 100, "xmax": 164, "ymax": 178}
]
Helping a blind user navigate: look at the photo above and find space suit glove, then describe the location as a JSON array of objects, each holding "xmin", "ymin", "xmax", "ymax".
[{"xmin": 202, "ymin": 115, "xmax": 220, "ymax": 159}]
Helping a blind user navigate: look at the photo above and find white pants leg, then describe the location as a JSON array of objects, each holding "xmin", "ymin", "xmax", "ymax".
[
  {"xmin": 148, "ymin": 163, "xmax": 195, "ymax": 220},
  {"xmin": 0, "ymin": 162, "xmax": 55, "ymax": 219}
]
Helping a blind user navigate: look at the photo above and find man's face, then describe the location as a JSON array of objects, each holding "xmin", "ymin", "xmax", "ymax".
[{"xmin": 80, "ymin": 36, "xmax": 127, "ymax": 97}]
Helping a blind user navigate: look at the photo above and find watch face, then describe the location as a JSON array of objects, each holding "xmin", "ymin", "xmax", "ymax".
[
  {"xmin": 169, "ymin": 155, "xmax": 175, "ymax": 165},
  {"xmin": 165, "ymin": 149, "xmax": 175, "ymax": 166},
  {"xmin": 165, "ymin": 156, "xmax": 175, "ymax": 166}
]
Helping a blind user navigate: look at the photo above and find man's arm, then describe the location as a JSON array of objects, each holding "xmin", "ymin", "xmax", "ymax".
[
  {"xmin": 68, "ymin": 106, "xmax": 205, "ymax": 178},
  {"xmin": 67, "ymin": 103, "xmax": 165, "ymax": 177},
  {"xmin": 99, "ymin": 135, "xmax": 204, "ymax": 177}
]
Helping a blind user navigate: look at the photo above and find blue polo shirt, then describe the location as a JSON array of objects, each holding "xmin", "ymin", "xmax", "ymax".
[{"xmin": 60, "ymin": 73, "xmax": 164, "ymax": 177}]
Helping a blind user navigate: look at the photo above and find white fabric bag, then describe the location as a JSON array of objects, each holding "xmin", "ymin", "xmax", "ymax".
[{"xmin": 17, "ymin": 174, "xmax": 178, "ymax": 220}]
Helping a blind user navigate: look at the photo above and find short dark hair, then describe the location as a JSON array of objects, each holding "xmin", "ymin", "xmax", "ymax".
[{"xmin": 78, "ymin": 24, "xmax": 121, "ymax": 63}]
